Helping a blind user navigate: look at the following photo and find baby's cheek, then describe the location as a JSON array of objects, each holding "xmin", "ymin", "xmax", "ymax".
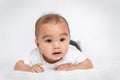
[
  {"xmin": 43, "ymin": 45, "xmax": 51, "ymax": 51},
  {"xmin": 62, "ymin": 47, "xmax": 68, "ymax": 54}
]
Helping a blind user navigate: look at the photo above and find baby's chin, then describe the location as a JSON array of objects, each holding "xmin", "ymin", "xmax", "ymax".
[
  {"xmin": 42, "ymin": 53, "xmax": 63, "ymax": 63},
  {"xmin": 50, "ymin": 53, "xmax": 63, "ymax": 63},
  {"xmin": 52, "ymin": 57, "xmax": 63, "ymax": 63}
]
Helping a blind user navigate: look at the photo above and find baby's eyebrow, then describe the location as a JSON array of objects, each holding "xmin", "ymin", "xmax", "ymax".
[
  {"xmin": 42, "ymin": 33, "xmax": 68, "ymax": 39},
  {"xmin": 42, "ymin": 35, "xmax": 51, "ymax": 39},
  {"xmin": 60, "ymin": 33, "xmax": 68, "ymax": 36}
]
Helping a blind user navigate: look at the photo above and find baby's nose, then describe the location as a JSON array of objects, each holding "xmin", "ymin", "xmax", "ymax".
[{"xmin": 53, "ymin": 42, "xmax": 60, "ymax": 49}]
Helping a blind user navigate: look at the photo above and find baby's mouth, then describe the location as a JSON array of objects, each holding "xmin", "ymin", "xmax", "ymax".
[{"xmin": 52, "ymin": 52, "xmax": 62, "ymax": 55}]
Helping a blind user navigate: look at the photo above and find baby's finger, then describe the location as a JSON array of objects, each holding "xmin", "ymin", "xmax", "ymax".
[
  {"xmin": 31, "ymin": 64, "xmax": 44, "ymax": 73},
  {"xmin": 32, "ymin": 67, "xmax": 44, "ymax": 73},
  {"xmin": 35, "ymin": 68, "xmax": 43, "ymax": 73}
]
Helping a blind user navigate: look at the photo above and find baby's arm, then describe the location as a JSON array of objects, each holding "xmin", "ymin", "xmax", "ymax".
[
  {"xmin": 14, "ymin": 60, "xmax": 44, "ymax": 73},
  {"xmin": 55, "ymin": 58, "xmax": 93, "ymax": 71}
]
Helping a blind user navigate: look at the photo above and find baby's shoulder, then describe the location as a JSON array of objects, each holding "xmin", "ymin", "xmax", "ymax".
[
  {"xmin": 68, "ymin": 45, "xmax": 80, "ymax": 52},
  {"xmin": 30, "ymin": 48, "xmax": 40, "ymax": 56}
]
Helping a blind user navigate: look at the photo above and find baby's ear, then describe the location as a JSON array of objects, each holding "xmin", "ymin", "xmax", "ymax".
[{"xmin": 35, "ymin": 39, "xmax": 39, "ymax": 47}]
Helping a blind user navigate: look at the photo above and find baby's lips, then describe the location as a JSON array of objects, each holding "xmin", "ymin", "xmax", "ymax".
[{"xmin": 52, "ymin": 52, "xmax": 62, "ymax": 54}]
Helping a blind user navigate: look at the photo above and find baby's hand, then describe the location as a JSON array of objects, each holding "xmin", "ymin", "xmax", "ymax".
[
  {"xmin": 28, "ymin": 63, "xmax": 44, "ymax": 73},
  {"xmin": 55, "ymin": 63, "xmax": 75, "ymax": 71}
]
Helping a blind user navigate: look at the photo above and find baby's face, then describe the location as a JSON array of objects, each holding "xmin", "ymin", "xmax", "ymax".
[{"xmin": 35, "ymin": 22, "xmax": 70, "ymax": 63}]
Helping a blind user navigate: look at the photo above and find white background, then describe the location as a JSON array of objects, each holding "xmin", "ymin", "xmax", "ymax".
[{"xmin": 0, "ymin": 0, "xmax": 120, "ymax": 70}]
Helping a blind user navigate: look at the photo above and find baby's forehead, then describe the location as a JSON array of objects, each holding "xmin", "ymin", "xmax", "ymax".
[
  {"xmin": 39, "ymin": 22, "xmax": 69, "ymax": 32},
  {"xmin": 39, "ymin": 18, "xmax": 67, "ymax": 25},
  {"xmin": 38, "ymin": 21, "xmax": 70, "ymax": 34},
  {"xmin": 39, "ymin": 20, "xmax": 68, "ymax": 27}
]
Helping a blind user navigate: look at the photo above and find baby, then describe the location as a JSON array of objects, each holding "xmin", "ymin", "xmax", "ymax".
[{"xmin": 14, "ymin": 13, "xmax": 93, "ymax": 73}]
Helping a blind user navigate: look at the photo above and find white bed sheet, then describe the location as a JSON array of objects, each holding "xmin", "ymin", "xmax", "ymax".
[{"xmin": 0, "ymin": 63, "xmax": 120, "ymax": 80}]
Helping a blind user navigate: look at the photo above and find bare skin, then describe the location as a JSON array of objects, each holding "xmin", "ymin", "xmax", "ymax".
[
  {"xmin": 55, "ymin": 59, "xmax": 93, "ymax": 71},
  {"xmin": 14, "ymin": 58, "xmax": 93, "ymax": 72},
  {"xmin": 14, "ymin": 60, "xmax": 44, "ymax": 73}
]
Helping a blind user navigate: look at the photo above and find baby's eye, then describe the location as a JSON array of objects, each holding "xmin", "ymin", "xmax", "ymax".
[
  {"xmin": 60, "ymin": 38, "xmax": 66, "ymax": 42},
  {"xmin": 45, "ymin": 39, "xmax": 52, "ymax": 43}
]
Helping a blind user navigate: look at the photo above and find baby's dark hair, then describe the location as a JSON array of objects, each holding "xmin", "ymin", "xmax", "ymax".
[{"xmin": 35, "ymin": 13, "xmax": 70, "ymax": 38}]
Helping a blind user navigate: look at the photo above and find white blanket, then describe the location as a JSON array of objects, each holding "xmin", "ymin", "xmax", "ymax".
[{"xmin": 1, "ymin": 63, "xmax": 120, "ymax": 80}]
